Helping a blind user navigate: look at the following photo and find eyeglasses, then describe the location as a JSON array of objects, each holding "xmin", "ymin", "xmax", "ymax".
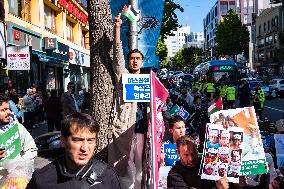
[{"xmin": 129, "ymin": 57, "xmax": 143, "ymax": 61}]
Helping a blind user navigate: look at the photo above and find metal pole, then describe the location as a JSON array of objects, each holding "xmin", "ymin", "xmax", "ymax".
[{"xmin": 129, "ymin": 0, "xmax": 139, "ymax": 50}]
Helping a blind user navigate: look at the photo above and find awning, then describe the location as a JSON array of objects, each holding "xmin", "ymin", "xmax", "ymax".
[{"xmin": 32, "ymin": 51, "xmax": 68, "ymax": 64}]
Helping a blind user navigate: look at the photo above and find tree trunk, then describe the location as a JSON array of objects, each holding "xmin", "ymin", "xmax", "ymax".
[
  {"xmin": 88, "ymin": 0, "xmax": 114, "ymax": 162},
  {"xmin": 0, "ymin": 0, "xmax": 5, "ymax": 21}
]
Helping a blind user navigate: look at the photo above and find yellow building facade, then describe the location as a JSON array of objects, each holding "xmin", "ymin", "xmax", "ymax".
[{"xmin": 3, "ymin": 0, "xmax": 90, "ymax": 94}]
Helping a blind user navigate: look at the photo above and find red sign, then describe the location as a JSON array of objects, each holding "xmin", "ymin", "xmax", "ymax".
[
  {"xmin": 58, "ymin": 0, "xmax": 88, "ymax": 25},
  {"xmin": 14, "ymin": 30, "xmax": 21, "ymax": 41}
]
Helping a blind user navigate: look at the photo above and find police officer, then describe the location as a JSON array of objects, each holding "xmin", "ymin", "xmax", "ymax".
[
  {"xmin": 226, "ymin": 84, "xmax": 236, "ymax": 109},
  {"xmin": 252, "ymin": 83, "xmax": 265, "ymax": 120},
  {"xmin": 205, "ymin": 80, "xmax": 215, "ymax": 101},
  {"xmin": 218, "ymin": 82, "xmax": 227, "ymax": 99}
]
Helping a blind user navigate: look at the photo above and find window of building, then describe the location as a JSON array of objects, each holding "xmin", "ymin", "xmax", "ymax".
[
  {"xmin": 229, "ymin": 1, "xmax": 235, "ymax": 11},
  {"xmin": 272, "ymin": 18, "xmax": 275, "ymax": 26},
  {"xmin": 215, "ymin": 6, "xmax": 218, "ymax": 17},
  {"xmin": 220, "ymin": 1, "xmax": 228, "ymax": 15},
  {"xmin": 248, "ymin": 0, "xmax": 254, "ymax": 13},
  {"xmin": 268, "ymin": 20, "xmax": 270, "ymax": 31},
  {"xmin": 263, "ymin": 22, "xmax": 266, "ymax": 32},
  {"xmin": 275, "ymin": 16, "xmax": 278, "ymax": 27},
  {"xmin": 259, "ymin": 25, "xmax": 261, "ymax": 35},
  {"xmin": 8, "ymin": 0, "xmax": 31, "ymax": 22},
  {"xmin": 236, "ymin": 0, "xmax": 241, "ymax": 13},
  {"xmin": 81, "ymin": 30, "xmax": 88, "ymax": 48},
  {"xmin": 66, "ymin": 20, "xmax": 74, "ymax": 42},
  {"xmin": 244, "ymin": 0, "xmax": 248, "ymax": 13},
  {"xmin": 244, "ymin": 15, "xmax": 248, "ymax": 24},
  {"xmin": 274, "ymin": 34, "xmax": 278, "ymax": 43},
  {"xmin": 44, "ymin": 5, "xmax": 56, "ymax": 34}
]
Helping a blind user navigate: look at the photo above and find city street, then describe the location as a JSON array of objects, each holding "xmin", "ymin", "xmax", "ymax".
[{"xmin": 264, "ymin": 97, "xmax": 284, "ymax": 122}]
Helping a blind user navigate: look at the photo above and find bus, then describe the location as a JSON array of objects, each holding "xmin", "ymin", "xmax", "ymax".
[{"xmin": 193, "ymin": 60, "xmax": 238, "ymax": 84}]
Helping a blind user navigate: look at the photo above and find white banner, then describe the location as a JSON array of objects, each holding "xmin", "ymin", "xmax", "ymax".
[
  {"xmin": 0, "ymin": 22, "xmax": 6, "ymax": 59},
  {"xmin": 7, "ymin": 46, "xmax": 30, "ymax": 70}
]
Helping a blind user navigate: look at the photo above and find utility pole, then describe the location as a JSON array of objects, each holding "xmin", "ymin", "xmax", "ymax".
[{"xmin": 129, "ymin": 0, "xmax": 139, "ymax": 50}]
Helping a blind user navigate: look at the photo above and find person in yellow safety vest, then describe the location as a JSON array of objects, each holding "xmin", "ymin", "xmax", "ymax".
[
  {"xmin": 219, "ymin": 83, "xmax": 227, "ymax": 99},
  {"xmin": 226, "ymin": 84, "xmax": 236, "ymax": 109},
  {"xmin": 205, "ymin": 81, "xmax": 214, "ymax": 101},
  {"xmin": 252, "ymin": 83, "xmax": 265, "ymax": 120}
]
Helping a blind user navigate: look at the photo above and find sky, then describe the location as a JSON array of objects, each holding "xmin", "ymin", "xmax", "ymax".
[{"xmin": 174, "ymin": 0, "xmax": 217, "ymax": 32}]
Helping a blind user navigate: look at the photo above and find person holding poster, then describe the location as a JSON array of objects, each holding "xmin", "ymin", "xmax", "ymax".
[
  {"xmin": 161, "ymin": 115, "xmax": 186, "ymax": 166},
  {"xmin": 167, "ymin": 136, "xmax": 230, "ymax": 189},
  {"xmin": 0, "ymin": 94, "xmax": 37, "ymax": 181}
]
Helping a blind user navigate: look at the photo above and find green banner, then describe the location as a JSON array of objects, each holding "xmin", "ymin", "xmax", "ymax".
[
  {"xmin": 0, "ymin": 124, "xmax": 22, "ymax": 162},
  {"xmin": 239, "ymin": 159, "xmax": 267, "ymax": 176}
]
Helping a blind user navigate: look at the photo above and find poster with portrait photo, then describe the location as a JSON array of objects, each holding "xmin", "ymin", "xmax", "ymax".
[
  {"xmin": 209, "ymin": 107, "xmax": 267, "ymax": 176},
  {"xmin": 201, "ymin": 124, "xmax": 243, "ymax": 183}
]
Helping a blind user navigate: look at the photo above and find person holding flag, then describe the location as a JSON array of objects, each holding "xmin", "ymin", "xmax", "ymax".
[{"xmin": 108, "ymin": 11, "xmax": 147, "ymax": 189}]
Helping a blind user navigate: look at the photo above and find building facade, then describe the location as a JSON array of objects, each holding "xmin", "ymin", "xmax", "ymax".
[
  {"xmin": 203, "ymin": 0, "xmax": 278, "ymax": 68},
  {"xmin": 183, "ymin": 32, "xmax": 204, "ymax": 49},
  {"xmin": 255, "ymin": 6, "xmax": 283, "ymax": 75},
  {"xmin": 3, "ymin": 0, "xmax": 90, "ymax": 95},
  {"xmin": 165, "ymin": 25, "xmax": 191, "ymax": 57}
]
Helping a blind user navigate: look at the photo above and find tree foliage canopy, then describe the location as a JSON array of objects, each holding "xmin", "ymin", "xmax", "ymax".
[
  {"xmin": 171, "ymin": 47, "xmax": 203, "ymax": 67},
  {"xmin": 159, "ymin": 0, "xmax": 184, "ymax": 40},
  {"xmin": 156, "ymin": 37, "xmax": 168, "ymax": 67},
  {"xmin": 215, "ymin": 9, "xmax": 250, "ymax": 59},
  {"xmin": 156, "ymin": 0, "xmax": 183, "ymax": 67}
]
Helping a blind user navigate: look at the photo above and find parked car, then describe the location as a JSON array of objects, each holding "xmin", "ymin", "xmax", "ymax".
[
  {"xmin": 174, "ymin": 71, "xmax": 185, "ymax": 78},
  {"xmin": 248, "ymin": 80, "xmax": 276, "ymax": 98},
  {"xmin": 269, "ymin": 79, "xmax": 284, "ymax": 96},
  {"xmin": 181, "ymin": 74, "xmax": 194, "ymax": 82}
]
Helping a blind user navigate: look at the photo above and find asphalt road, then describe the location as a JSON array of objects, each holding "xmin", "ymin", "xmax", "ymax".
[{"xmin": 263, "ymin": 97, "xmax": 284, "ymax": 122}]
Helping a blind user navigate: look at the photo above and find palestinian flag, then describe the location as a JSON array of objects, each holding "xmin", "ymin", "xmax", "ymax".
[
  {"xmin": 121, "ymin": 5, "xmax": 139, "ymax": 22},
  {"xmin": 208, "ymin": 97, "xmax": 223, "ymax": 116}
]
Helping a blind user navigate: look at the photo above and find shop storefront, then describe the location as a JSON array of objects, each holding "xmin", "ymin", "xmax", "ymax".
[
  {"xmin": 37, "ymin": 40, "xmax": 69, "ymax": 94},
  {"xmin": 68, "ymin": 48, "xmax": 90, "ymax": 92},
  {"xmin": 6, "ymin": 22, "xmax": 42, "ymax": 95}
]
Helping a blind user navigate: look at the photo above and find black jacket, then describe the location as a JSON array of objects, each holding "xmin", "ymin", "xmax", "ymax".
[
  {"xmin": 167, "ymin": 161, "xmax": 215, "ymax": 189},
  {"xmin": 26, "ymin": 157, "xmax": 121, "ymax": 189}
]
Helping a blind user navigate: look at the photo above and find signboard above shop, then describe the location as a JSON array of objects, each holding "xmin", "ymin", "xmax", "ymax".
[
  {"xmin": 46, "ymin": 42, "xmax": 69, "ymax": 62},
  {"xmin": 7, "ymin": 46, "xmax": 31, "ymax": 70},
  {"xmin": 56, "ymin": 0, "xmax": 88, "ymax": 25},
  {"xmin": 69, "ymin": 48, "xmax": 90, "ymax": 67},
  {"xmin": 44, "ymin": 37, "xmax": 58, "ymax": 49},
  {"xmin": 6, "ymin": 22, "xmax": 42, "ymax": 52}
]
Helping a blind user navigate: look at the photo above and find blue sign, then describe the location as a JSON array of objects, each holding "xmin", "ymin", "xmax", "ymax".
[
  {"xmin": 122, "ymin": 74, "xmax": 151, "ymax": 102},
  {"xmin": 177, "ymin": 107, "xmax": 190, "ymax": 121},
  {"xmin": 110, "ymin": 0, "xmax": 165, "ymax": 68},
  {"xmin": 164, "ymin": 143, "xmax": 179, "ymax": 166}
]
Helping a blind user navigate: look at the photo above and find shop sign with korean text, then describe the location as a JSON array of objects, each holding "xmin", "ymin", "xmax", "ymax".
[
  {"xmin": 7, "ymin": 46, "xmax": 30, "ymax": 70},
  {"xmin": 122, "ymin": 74, "xmax": 150, "ymax": 102}
]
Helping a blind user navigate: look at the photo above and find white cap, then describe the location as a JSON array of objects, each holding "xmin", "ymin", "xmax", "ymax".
[
  {"xmin": 232, "ymin": 151, "xmax": 241, "ymax": 157},
  {"xmin": 208, "ymin": 129, "xmax": 218, "ymax": 137},
  {"xmin": 219, "ymin": 147, "xmax": 229, "ymax": 155},
  {"xmin": 219, "ymin": 163, "xmax": 227, "ymax": 169},
  {"xmin": 220, "ymin": 130, "xmax": 230, "ymax": 138},
  {"xmin": 233, "ymin": 133, "xmax": 241, "ymax": 140},
  {"xmin": 205, "ymin": 164, "xmax": 213, "ymax": 169}
]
